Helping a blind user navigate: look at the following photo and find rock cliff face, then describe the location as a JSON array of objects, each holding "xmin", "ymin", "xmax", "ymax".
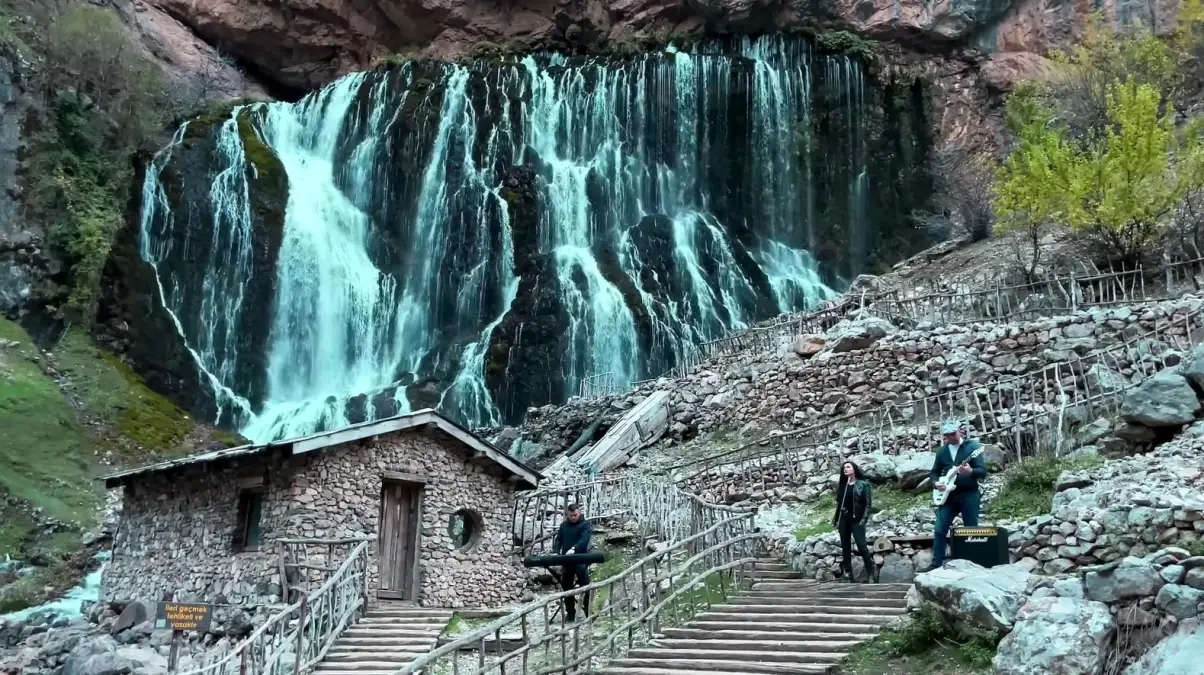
[
  {"xmin": 104, "ymin": 38, "xmax": 934, "ymax": 438},
  {"xmin": 140, "ymin": 0, "xmax": 1035, "ymax": 92},
  {"xmin": 133, "ymin": 0, "xmax": 1186, "ymax": 154}
]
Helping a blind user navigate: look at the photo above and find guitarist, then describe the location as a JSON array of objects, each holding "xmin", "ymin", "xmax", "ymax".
[{"xmin": 924, "ymin": 420, "xmax": 987, "ymax": 572}]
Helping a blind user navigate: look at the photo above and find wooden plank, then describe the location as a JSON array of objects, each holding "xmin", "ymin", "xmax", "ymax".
[
  {"xmin": 383, "ymin": 471, "xmax": 429, "ymax": 484},
  {"xmin": 576, "ymin": 391, "xmax": 671, "ymax": 472},
  {"xmin": 407, "ymin": 486, "xmax": 424, "ymax": 601},
  {"xmin": 378, "ymin": 485, "xmax": 398, "ymax": 594}
]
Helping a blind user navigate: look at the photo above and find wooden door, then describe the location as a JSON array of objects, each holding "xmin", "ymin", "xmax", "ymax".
[{"xmin": 378, "ymin": 481, "xmax": 422, "ymax": 600}]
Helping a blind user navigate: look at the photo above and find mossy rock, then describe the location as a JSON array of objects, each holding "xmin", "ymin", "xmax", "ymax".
[
  {"xmin": 52, "ymin": 330, "xmax": 196, "ymax": 457},
  {"xmin": 236, "ymin": 109, "xmax": 284, "ymax": 188}
]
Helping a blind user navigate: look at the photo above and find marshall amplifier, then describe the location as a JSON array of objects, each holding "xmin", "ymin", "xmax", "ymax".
[{"xmin": 951, "ymin": 526, "xmax": 1009, "ymax": 568}]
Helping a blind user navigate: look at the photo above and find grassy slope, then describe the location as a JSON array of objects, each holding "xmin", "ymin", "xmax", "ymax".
[
  {"xmin": 0, "ymin": 320, "xmax": 101, "ymax": 559},
  {"xmin": 0, "ymin": 317, "xmax": 231, "ymax": 610}
]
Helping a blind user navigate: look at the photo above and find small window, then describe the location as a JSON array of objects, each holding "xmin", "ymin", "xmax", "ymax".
[
  {"xmin": 448, "ymin": 509, "xmax": 482, "ymax": 551},
  {"xmin": 233, "ymin": 489, "xmax": 265, "ymax": 552}
]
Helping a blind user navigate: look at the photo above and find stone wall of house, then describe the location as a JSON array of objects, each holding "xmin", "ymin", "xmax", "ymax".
[{"xmin": 103, "ymin": 428, "xmax": 529, "ymax": 608}]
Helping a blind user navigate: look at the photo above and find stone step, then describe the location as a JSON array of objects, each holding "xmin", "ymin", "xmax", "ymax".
[
  {"xmin": 313, "ymin": 669, "xmax": 408, "ymax": 675},
  {"xmin": 359, "ymin": 615, "xmax": 453, "ymax": 625},
  {"xmin": 365, "ymin": 608, "xmax": 454, "ymax": 618},
  {"xmin": 597, "ymin": 664, "xmax": 833, "ymax": 668},
  {"xmin": 745, "ymin": 571, "xmax": 805, "ymax": 580},
  {"xmin": 322, "ymin": 651, "xmax": 424, "ymax": 663},
  {"xmin": 684, "ymin": 621, "xmax": 881, "ymax": 634},
  {"xmin": 726, "ymin": 598, "xmax": 909, "ymax": 610},
  {"xmin": 607, "ymin": 658, "xmax": 833, "ymax": 674},
  {"xmin": 312, "ymin": 660, "xmax": 423, "ymax": 670},
  {"xmin": 695, "ymin": 612, "xmax": 900, "ymax": 625},
  {"xmin": 707, "ymin": 604, "xmax": 906, "ymax": 616},
  {"xmin": 651, "ymin": 639, "xmax": 858, "ymax": 653},
  {"xmin": 628, "ymin": 648, "xmax": 845, "ymax": 664},
  {"xmin": 751, "ymin": 563, "xmax": 791, "ymax": 571},
  {"xmin": 743, "ymin": 588, "xmax": 909, "ymax": 598},
  {"xmin": 660, "ymin": 628, "xmax": 871, "ymax": 641},
  {"xmin": 342, "ymin": 627, "xmax": 447, "ymax": 638},
  {"xmin": 327, "ymin": 640, "xmax": 435, "ymax": 650},
  {"xmin": 750, "ymin": 582, "xmax": 911, "ymax": 592},
  {"xmin": 334, "ymin": 635, "xmax": 438, "ymax": 644}
]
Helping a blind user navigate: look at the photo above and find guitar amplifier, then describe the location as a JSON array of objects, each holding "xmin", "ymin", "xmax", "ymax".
[{"xmin": 950, "ymin": 526, "xmax": 1009, "ymax": 568}]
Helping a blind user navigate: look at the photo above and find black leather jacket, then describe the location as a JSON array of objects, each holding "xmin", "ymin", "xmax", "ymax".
[{"xmin": 832, "ymin": 479, "xmax": 873, "ymax": 525}]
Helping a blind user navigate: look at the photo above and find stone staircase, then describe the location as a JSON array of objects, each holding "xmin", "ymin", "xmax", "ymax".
[
  {"xmin": 311, "ymin": 603, "xmax": 453, "ymax": 675},
  {"xmin": 597, "ymin": 558, "xmax": 910, "ymax": 675}
]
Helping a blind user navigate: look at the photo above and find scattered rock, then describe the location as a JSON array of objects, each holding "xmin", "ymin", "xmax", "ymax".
[
  {"xmin": 1085, "ymin": 557, "xmax": 1165, "ymax": 604},
  {"xmin": 994, "ymin": 596, "xmax": 1114, "ymax": 675},
  {"xmin": 1120, "ymin": 372, "xmax": 1200, "ymax": 427},
  {"xmin": 1124, "ymin": 617, "xmax": 1204, "ymax": 675}
]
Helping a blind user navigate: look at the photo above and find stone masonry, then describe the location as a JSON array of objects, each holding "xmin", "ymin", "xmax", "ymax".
[{"xmin": 103, "ymin": 427, "xmax": 529, "ymax": 608}]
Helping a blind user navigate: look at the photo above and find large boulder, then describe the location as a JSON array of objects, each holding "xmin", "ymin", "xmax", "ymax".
[
  {"xmin": 1125, "ymin": 618, "xmax": 1204, "ymax": 675},
  {"xmin": 110, "ymin": 600, "xmax": 152, "ymax": 635},
  {"xmin": 1120, "ymin": 372, "xmax": 1201, "ymax": 427},
  {"xmin": 1154, "ymin": 584, "xmax": 1204, "ymax": 619},
  {"xmin": 913, "ymin": 560, "xmax": 1031, "ymax": 635},
  {"xmin": 62, "ymin": 635, "xmax": 134, "ymax": 675},
  {"xmin": 1179, "ymin": 344, "xmax": 1204, "ymax": 391},
  {"xmin": 1085, "ymin": 557, "xmax": 1165, "ymax": 604},
  {"xmin": 994, "ymin": 596, "xmax": 1115, "ymax": 675},
  {"xmin": 824, "ymin": 315, "xmax": 895, "ymax": 353},
  {"xmin": 846, "ymin": 451, "xmax": 932, "ymax": 487}
]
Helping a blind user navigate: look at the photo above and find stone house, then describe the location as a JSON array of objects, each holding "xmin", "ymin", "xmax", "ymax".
[{"xmin": 101, "ymin": 409, "xmax": 541, "ymax": 608}]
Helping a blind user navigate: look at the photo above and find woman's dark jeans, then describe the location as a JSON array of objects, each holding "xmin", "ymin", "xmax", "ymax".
[{"xmin": 838, "ymin": 518, "xmax": 875, "ymax": 580}]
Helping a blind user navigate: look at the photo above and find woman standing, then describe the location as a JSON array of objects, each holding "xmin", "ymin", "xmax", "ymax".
[{"xmin": 831, "ymin": 461, "xmax": 879, "ymax": 583}]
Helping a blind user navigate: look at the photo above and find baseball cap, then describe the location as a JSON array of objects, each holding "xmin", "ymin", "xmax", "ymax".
[{"xmin": 940, "ymin": 420, "xmax": 961, "ymax": 435}]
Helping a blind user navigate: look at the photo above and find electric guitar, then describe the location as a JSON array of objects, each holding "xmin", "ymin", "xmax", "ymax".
[{"xmin": 933, "ymin": 446, "xmax": 986, "ymax": 506}]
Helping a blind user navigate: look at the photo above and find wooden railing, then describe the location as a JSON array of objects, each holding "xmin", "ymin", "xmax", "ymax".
[
  {"xmin": 399, "ymin": 512, "xmax": 759, "ymax": 675},
  {"xmin": 670, "ymin": 302, "xmax": 1204, "ymax": 492},
  {"xmin": 178, "ymin": 539, "xmax": 372, "ymax": 675},
  {"xmin": 590, "ymin": 257, "xmax": 1204, "ymax": 404},
  {"xmin": 511, "ymin": 474, "xmax": 756, "ymax": 557},
  {"xmin": 867, "ymin": 256, "xmax": 1204, "ymax": 327},
  {"xmin": 279, "ymin": 537, "xmax": 372, "ymax": 603}
]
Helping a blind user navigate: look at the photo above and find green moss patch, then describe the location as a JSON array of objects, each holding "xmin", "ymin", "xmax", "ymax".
[
  {"xmin": 842, "ymin": 604, "xmax": 996, "ymax": 674},
  {"xmin": 0, "ymin": 319, "xmax": 101, "ymax": 559},
  {"xmin": 794, "ymin": 493, "xmax": 836, "ymax": 541},
  {"xmin": 989, "ymin": 456, "xmax": 1104, "ymax": 522},
  {"xmin": 51, "ymin": 330, "xmax": 195, "ymax": 458}
]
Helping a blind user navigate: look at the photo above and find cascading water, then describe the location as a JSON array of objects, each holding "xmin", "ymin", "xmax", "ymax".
[{"xmin": 136, "ymin": 34, "xmax": 930, "ymax": 439}]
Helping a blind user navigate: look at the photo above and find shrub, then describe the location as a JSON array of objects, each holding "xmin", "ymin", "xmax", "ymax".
[
  {"xmin": 989, "ymin": 456, "xmax": 1103, "ymax": 521},
  {"xmin": 20, "ymin": 4, "xmax": 183, "ymax": 322}
]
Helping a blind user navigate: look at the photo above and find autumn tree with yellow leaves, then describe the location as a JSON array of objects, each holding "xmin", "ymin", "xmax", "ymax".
[{"xmin": 993, "ymin": 6, "xmax": 1204, "ymax": 266}]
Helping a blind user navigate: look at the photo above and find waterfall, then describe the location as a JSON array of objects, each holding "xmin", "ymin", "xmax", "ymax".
[{"xmin": 137, "ymin": 35, "xmax": 911, "ymax": 438}]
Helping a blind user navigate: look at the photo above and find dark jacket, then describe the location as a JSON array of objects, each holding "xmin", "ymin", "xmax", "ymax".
[
  {"xmin": 554, "ymin": 519, "xmax": 592, "ymax": 555},
  {"xmin": 832, "ymin": 479, "xmax": 872, "ymax": 525},
  {"xmin": 929, "ymin": 439, "xmax": 987, "ymax": 496}
]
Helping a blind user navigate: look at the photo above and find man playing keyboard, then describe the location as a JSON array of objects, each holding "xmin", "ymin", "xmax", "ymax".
[{"xmin": 553, "ymin": 503, "xmax": 593, "ymax": 622}]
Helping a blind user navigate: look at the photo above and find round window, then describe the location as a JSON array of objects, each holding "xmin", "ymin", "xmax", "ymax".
[{"xmin": 448, "ymin": 509, "xmax": 483, "ymax": 551}]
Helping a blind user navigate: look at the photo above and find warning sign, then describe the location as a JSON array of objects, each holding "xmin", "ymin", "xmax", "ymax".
[{"xmin": 156, "ymin": 602, "xmax": 213, "ymax": 632}]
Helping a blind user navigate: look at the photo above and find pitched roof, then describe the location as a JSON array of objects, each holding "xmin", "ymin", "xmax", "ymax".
[{"xmin": 101, "ymin": 409, "xmax": 541, "ymax": 489}]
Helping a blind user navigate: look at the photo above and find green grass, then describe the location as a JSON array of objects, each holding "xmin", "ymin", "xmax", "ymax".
[
  {"xmin": 842, "ymin": 605, "xmax": 996, "ymax": 675},
  {"xmin": 989, "ymin": 456, "xmax": 1104, "ymax": 521},
  {"xmin": 794, "ymin": 485, "xmax": 927, "ymax": 542},
  {"xmin": 873, "ymin": 485, "xmax": 929, "ymax": 517},
  {"xmin": 794, "ymin": 493, "xmax": 836, "ymax": 541},
  {"xmin": 0, "ymin": 319, "xmax": 102, "ymax": 561},
  {"xmin": 51, "ymin": 329, "xmax": 196, "ymax": 457},
  {"xmin": 1182, "ymin": 539, "xmax": 1204, "ymax": 557}
]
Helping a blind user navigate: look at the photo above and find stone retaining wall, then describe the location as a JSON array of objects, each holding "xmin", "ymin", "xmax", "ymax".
[{"xmin": 519, "ymin": 297, "xmax": 1203, "ymax": 465}]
